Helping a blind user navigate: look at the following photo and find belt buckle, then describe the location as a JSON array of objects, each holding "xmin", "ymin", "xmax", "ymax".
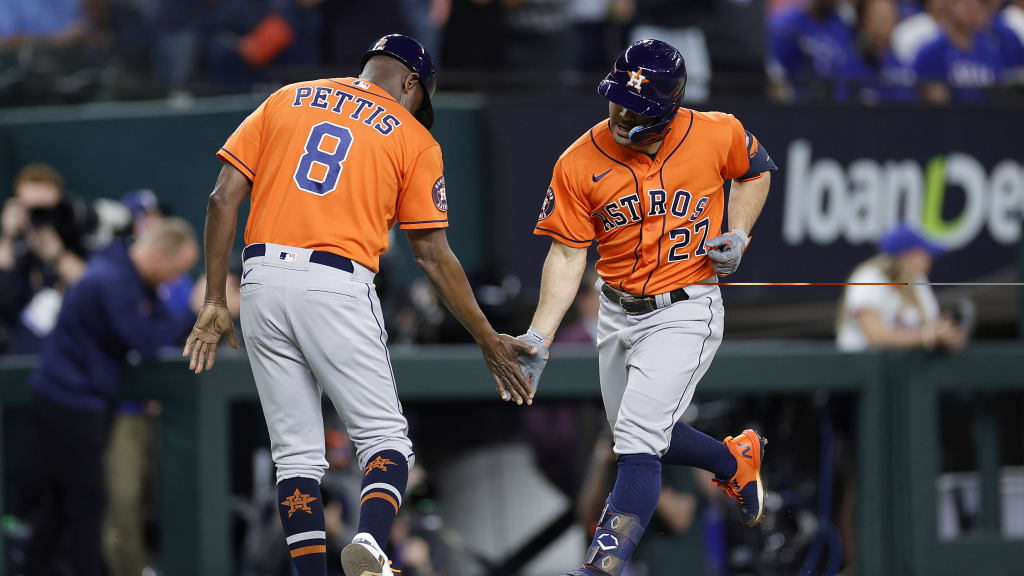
[
  {"xmin": 619, "ymin": 294, "xmax": 649, "ymax": 316},
  {"xmin": 619, "ymin": 293, "xmax": 637, "ymax": 309}
]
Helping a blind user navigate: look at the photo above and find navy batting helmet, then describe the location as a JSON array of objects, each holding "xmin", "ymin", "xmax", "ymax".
[
  {"xmin": 361, "ymin": 34, "xmax": 437, "ymax": 129},
  {"xmin": 598, "ymin": 39, "xmax": 687, "ymax": 146}
]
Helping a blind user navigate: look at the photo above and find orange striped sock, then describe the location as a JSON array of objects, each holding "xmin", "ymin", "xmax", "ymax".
[
  {"xmin": 358, "ymin": 450, "xmax": 409, "ymax": 547},
  {"xmin": 277, "ymin": 477, "xmax": 327, "ymax": 576}
]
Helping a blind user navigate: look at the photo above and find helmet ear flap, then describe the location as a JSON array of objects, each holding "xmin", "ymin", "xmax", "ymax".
[{"xmin": 628, "ymin": 108, "xmax": 677, "ymax": 146}]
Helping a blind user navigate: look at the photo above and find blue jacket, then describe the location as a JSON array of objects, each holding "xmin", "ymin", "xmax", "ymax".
[{"xmin": 31, "ymin": 240, "xmax": 196, "ymax": 411}]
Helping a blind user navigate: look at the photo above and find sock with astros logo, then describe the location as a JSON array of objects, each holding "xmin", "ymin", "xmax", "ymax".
[
  {"xmin": 358, "ymin": 449, "xmax": 409, "ymax": 547},
  {"xmin": 277, "ymin": 476, "xmax": 327, "ymax": 576}
]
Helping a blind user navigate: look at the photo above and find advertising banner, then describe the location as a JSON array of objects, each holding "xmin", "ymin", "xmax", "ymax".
[{"xmin": 486, "ymin": 97, "xmax": 1022, "ymax": 301}]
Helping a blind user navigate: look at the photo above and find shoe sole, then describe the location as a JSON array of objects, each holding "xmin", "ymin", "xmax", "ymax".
[
  {"xmin": 746, "ymin": 433, "xmax": 767, "ymax": 527},
  {"xmin": 341, "ymin": 543, "xmax": 384, "ymax": 576}
]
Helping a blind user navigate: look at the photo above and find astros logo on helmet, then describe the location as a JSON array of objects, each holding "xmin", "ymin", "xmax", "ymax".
[
  {"xmin": 598, "ymin": 40, "xmax": 687, "ymax": 145},
  {"xmin": 626, "ymin": 70, "xmax": 648, "ymax": 90}
]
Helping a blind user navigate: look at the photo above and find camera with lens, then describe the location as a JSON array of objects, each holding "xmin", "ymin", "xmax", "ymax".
[{"xmin": 24, "ymin": 196, "xmax": 97, "ymax": 256}]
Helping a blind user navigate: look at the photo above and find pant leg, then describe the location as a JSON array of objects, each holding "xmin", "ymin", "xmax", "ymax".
[
  {"xmin": 287, "ymin": 265, "xmax": 413, "ymax": 471},
  {"xmin": 24, "ymin": 397, "xmax": 63, "ymax": 576},
  {"xmin": 103, "ymin": 413, "xmax": 151, "ymax": 576},
  {"xmin": 241, "ymin": 261, "xmax": 329, "ymax": 483},
  {"xmin": 60, "ymin": 407, "xmax": 112, "ymax": 576},
  {"xmin": 612, "ymin": 285, "xmax": 724, "ymax": 456},
  {"xmin": 596, "ymin": 284, "xmax": 630, "ymax": 434}
]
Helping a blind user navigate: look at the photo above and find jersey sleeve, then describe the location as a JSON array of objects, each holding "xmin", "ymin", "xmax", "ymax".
[
  {"xmin": 722, "ymin": 114, "xmax": 754, "ymax": 181},
  {"xmin": 533, "ymin": 156, "xmax": 594, "ymax": 248},
  {"xmin": 217, "ymin": 98, "xmax": 268, "ymax": 181},
  {"xmin": 397, "ymin": 144, "xmax": 449, "ymax": 230}
]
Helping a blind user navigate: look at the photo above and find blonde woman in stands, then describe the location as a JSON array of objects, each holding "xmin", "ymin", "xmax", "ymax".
[{"xmin": 836, "ymin": 223, "xmax": 966, "ymax": 352}]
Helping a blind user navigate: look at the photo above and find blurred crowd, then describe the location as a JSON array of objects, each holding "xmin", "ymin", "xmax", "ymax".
[
  {"xmin": 1, "ymin": 0, "xmax": 1022, "ymax": 105},
  {"xmin": 768, "ymin": 0, "xmax": 1024, "ymax": 103}
]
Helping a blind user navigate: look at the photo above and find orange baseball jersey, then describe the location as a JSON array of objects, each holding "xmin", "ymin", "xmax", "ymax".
[
  {"xmin": 217, "ymin": 77, "xmax": 448, "ymax": 272},
  {"xmin": 534, "ymin": 108, "xmax": 765, "ymax": 296}
]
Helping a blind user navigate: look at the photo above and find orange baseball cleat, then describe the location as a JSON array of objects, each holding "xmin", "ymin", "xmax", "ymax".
[{"xmin": 710, "ymin": 429, "xmax": 766, "ymax": 527}]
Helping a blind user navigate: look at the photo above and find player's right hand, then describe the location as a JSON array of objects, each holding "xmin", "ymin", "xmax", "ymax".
[
  {"xmin": 183, "ymin": 302, "xmax": 238, "ymax": 374},
  {"xmin": 481, "ymin": 333, "xmax": 536, "ymax": 406}
]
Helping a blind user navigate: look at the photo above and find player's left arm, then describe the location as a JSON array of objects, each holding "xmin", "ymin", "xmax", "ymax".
[
  {"xmin": 707, "ymin": 124, "xmax": 777, "ymax": 276},
  {"xmin": 183, "ymin": 164, "xmax": 250, "ymax": 373},
  {"xmin": 515, "ymin": 240, "xmax": 589, "ymax": 393}
]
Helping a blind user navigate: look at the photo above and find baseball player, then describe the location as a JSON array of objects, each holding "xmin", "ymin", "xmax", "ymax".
[
  {"xmin": 182, "ymin": 35, "xmax": 534, "ymax": 576},
  {"xmin": 515, "ymin": 40, "xmax": 778, "ymax": 576}
]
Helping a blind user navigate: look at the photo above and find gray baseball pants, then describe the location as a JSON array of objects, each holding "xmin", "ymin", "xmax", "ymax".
[
  {"xmin": 596, "ymin": 279, "xmax": 725, "ymax": 456},
  {"xmin": 239, "ymin": 243, "xmax": 413, "ymax": 482}
]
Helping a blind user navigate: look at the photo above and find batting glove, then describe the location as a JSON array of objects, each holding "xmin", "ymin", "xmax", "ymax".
[
  {"xmin": 706, "ymin": 228, "xmax": 749, "ymax": 276},
  {"xmin": 516, "ymin": 326, "xmax": 552, "ymax": 394}
]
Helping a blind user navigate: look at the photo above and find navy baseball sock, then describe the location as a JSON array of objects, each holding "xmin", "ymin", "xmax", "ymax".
[
  {"xmin": 358, "ymin": 449, "xmax": 408, "ymax": 548},
  {"xmin": 662, "ymin": 420, "xmax": 737, "ymax": 479},
  {"xmin": 277, "ymin": 476, "xmax": 327, "ymax": 576},
  {"xmin": 579, "ymin": 454, "xmax": 661, "ymax": 576}
]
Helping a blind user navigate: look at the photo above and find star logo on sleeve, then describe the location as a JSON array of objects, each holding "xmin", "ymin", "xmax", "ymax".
[{"xmin": 280, "ymin": 489, "xmax": 318, "ymax": 518}]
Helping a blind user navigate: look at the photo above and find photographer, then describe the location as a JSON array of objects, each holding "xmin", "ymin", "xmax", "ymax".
[{"xmin": 0, "ymin": 163, "xmax": 90, "ymax": 353}]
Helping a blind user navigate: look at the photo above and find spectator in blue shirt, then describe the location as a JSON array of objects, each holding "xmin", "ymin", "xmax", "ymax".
[
  {"xmin": 770, "ymin": 0, "xmax": 865, "ymax": 100},
  {"xmin": 855, "ymin": 0, "xmax": 918, "ymax": 102},
  {"xmin": 0, "ymin": 0, "xmax": 99, "ymax": 48},
  {"xmin": 998, "ymin": 0, "xmax": 1024, "ymax": 84},
  {"xmin": 991, "ymin": 6, "xmax": 1024, "ymax": 74},
  {"xmin": 892, "ymin": 0, "xmax": 944, "ymax": 65},
  {"xmin": 22, "ymin": 217, "xmax": 199, "ymax": 576},
  {"xmin": 913, "ymin": 0, "xmax": 1004, "ymax": 103}
]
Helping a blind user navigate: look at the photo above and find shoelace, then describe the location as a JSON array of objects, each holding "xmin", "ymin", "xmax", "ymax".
[
  {"xmin": 389, "ymin": 560, "xmax": 402, "ymax": 574},
  {"xmin": 710, "ymin": 477, "xmax": 745, "ymax": 504}
]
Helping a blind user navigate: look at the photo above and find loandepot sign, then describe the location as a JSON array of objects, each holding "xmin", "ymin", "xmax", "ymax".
[{"xmin": 783, "ymin": 140, "xmax": 1024, "ymax": 250}]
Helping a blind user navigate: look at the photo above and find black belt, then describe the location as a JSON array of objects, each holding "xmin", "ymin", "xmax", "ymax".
[
  {"xmin": 600, "ymin": 282, "xmax": 689, "ymax": 316},
  {"xmin": 242, "ymin": 243, "xmax": 354, "ymax": 273}
]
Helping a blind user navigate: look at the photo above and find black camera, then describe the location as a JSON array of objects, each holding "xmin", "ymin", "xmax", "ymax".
[{"xmin": 25, "ymin": 196, "xmax": 97, "ymax": 256}]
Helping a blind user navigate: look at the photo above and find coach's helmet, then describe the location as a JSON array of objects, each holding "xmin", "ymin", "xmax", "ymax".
[
  {"xmin": 361, "ymin": 34, "xmax": 437, "ymax": 129},
  {"xmin": 598, "ymin": 39, "xmax": 686, "ymax": 146}
]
